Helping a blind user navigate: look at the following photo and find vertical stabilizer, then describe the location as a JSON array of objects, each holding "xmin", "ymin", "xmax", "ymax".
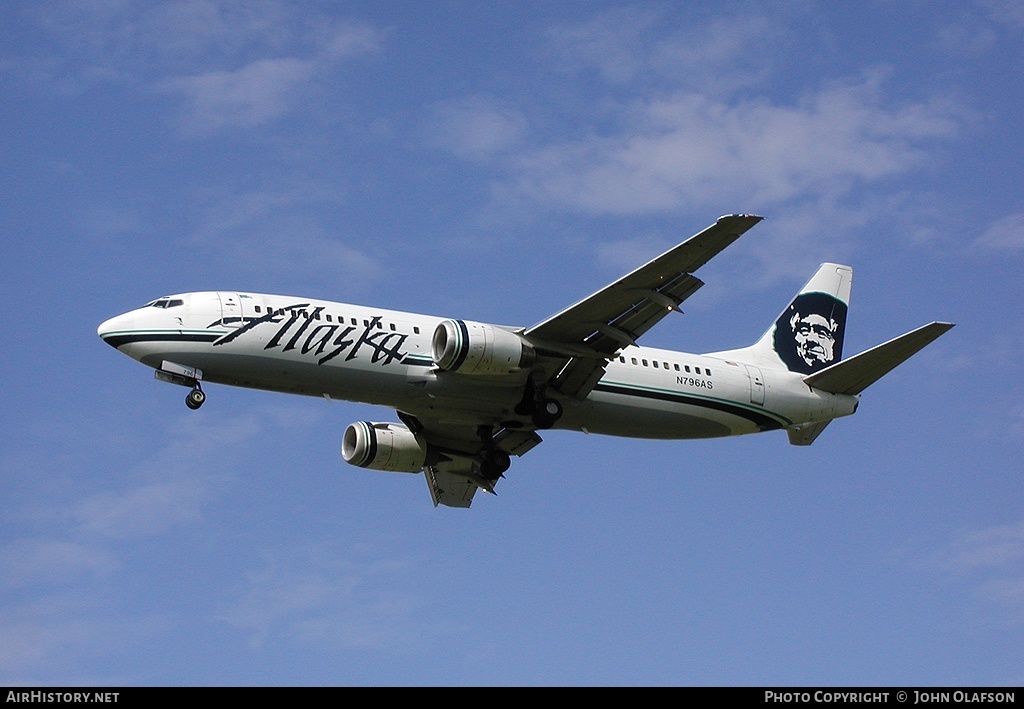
[{"xmin": 708, "ymin": 263, "xmax": 853, "ymax": 373}]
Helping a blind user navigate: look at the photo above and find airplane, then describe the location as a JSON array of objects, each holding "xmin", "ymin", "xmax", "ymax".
[{"xmin": 97, "ymin": 214, "xmax": 953, "ymax": 508}]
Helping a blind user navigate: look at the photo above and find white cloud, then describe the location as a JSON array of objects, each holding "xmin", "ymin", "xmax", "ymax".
[
  {"xmin": 73, "ymin": 477, "xmax": 209, "ymax": 539},
  {"xmin": 0, "ymin": 411, "xmax": 276, "ymax": 679},
  {"xmin": 19, "ymin": 2, "xmax": 385, "ymax": 131},
  {"xmin": 29, "ymin": 1, "xmax": 383, "ymax": 74},
  {"xmin": 426, "ymin": 96, "xmax": 528, "ymax": 161},
  {"xmin": 417, "ymin": 11, "xmax": 970, "ymax": 285},
  {"xmin": 160, "ymin": 57, "xmax": 317, "ymax": 132},
  {"xmin": 942, "ymin": 520, "xmax": 1024, "ymax": 570},
  {"xmin": 78, "ymin": 205, "xmax": 145, "ymax": 244},
  {"xmin": 930, "ymin": 519, "xmax": 1024, "ymax": 618},
  {"xmin": 218, "ymin": 542, "xmax": 435, "ymax": 651},
  {"xmin": 936, "ymin": 18, "xmax": 998, "ymax": 55},
  {"xmin": 545, "ymin": 7, "xmax": 659, "ymax": 85},
  {"xmin": 70, "ymin": 413, "xmax": 261, "ymax": 539},
  {"xmin": 0, "ymin": 595, "xmax": 167, "ymax": 682},
  {"xmin": 544, "ymin": 6, "xmax": 778, "ymax": 92},
  {"xmin": 156, "ymin": 18, "xmax": 384, "ymax": 134},
  {"xmin": 0, "ymin": 540, "xmax": 119, "ymax": 586},
  {"xmin": 189, "ymin": 184, "xmax": 379, "ymax": 283},
  {"xmin": 977, "ymin": 212, "xmax": 1024, "ymax": 249},
  {"xmin": 980, "ymin": 0, "xmax": 1024, "ymax": 31},
  {"xmin": 508, "ymin": 75, "xmax": 961, "ymax": 216},
  {"xmin": 978, "ymin": 577, "xmax": 1024, "ymax": 610}
]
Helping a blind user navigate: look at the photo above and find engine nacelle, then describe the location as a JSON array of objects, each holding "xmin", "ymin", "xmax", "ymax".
[
  {"xmin": 431, "ymin": 319, "xmax": 536, "ymax": 376},
  {"xmin": 341, "ymin": 421, "xmax": 427, "ymax": 473}
]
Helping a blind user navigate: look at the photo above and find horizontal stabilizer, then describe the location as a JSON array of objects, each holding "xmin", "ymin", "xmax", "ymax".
[{"xmin": 803, "ymin": 322, "xmax": 954, "ymax": 396}]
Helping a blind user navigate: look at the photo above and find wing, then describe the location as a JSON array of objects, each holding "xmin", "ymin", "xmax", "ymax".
[
  {"xmin": 399, "ymin": 411, "xmax": 544, "ymax": 508},
  {"xmin": 524, "ymin": 214, "xmax": 763, "ymax": 398},
  {"xmin": 409, "ymin": 214, "xmax": 761, "ymax": 507},
  {"xmin": 424, "ymin": 461, "xmax": 480, "ymax": 508}
]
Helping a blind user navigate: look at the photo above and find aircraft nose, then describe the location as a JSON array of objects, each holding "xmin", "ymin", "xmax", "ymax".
[{"xmin": 97, "ymin": 312, "xmax": 135, "ymax": 350}]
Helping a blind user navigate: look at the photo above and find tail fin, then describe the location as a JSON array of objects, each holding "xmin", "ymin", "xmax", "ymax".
[{"xmin": 709, "ymin": 263, "xmax": 853, "ymax": 373}]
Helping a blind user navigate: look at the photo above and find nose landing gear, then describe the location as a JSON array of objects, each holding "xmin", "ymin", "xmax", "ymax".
[
  {"xmin": 154, "ymin": 362, "xmax": 207, "ymax": 410},
  {"xmin": 185, "ymin": 384, "xmax": 206, "ymax": 410}
]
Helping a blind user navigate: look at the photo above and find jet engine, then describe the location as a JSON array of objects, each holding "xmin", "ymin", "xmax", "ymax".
[
  {"xmin": 431, "ymin": 319, "xmax": 536, "ymax": 376},
  {"xmin": 341, "ymin": 421, "xmax": 427, "ymax": 473}
]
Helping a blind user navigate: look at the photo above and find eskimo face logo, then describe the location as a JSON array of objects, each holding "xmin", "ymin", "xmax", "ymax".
[{"xmin": 773, "ymin": 292, "xmax": 847, "ymax": 374}]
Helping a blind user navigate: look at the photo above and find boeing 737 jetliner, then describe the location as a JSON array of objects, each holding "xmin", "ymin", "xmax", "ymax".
[{"xmin": 98, "ymin": 215, "xmax": 953, "ymax": 507}]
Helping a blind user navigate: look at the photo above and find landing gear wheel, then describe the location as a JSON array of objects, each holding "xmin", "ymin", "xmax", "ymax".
[
  {"xmin": 185, "ymin": 387, "xmax": 206, "ymax": 410},
  {"xmin": 531, "ymin": 397, "xmax": 562, "ymax": 429},
  {"xmin": 480, "ymin": 449, "xmax": 511, "ymax": 481}
]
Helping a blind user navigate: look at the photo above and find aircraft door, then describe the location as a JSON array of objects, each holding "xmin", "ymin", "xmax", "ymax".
[
  {"xmin": 217, "ymin": 292, "xmax": 245, "ymax": 328},
  {"xmin": 745, "ymin": 364, "xmax": 765, "ymax": 405}
]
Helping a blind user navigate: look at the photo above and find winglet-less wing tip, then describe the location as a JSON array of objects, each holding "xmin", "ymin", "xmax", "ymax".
[{"xmin": 718, "ymin": 213, "xmax": 764, "ymax": 225}]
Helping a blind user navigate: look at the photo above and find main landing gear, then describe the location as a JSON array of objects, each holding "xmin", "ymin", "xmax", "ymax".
[
  {"xmin": 473, "ymin": 425, "xmax": 512, "ymax": 485},
  {"xmin": 480, "ymin": 448, "xmax": 511, "ymax": 482},
  {"xmin": 530, "ymin": 398, "xmax": 562, "ymax": 429},
  {"xmin": 185, "ymin": 383, "xmax": 206, "ymax": 410},
  {"xmin": 514, "ymin": 379, "xmax": 563, "ymax": 429}
]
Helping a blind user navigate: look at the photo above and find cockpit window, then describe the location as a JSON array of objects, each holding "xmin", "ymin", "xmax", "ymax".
[{"xmin": 149, "ymin": 298, "xmax": 184, "ymax": 309}]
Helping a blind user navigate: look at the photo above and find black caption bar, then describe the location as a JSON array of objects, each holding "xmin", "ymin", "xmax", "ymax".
[{"xmin": 1, "ymin": 687, "xmax": 1019, "ymax": 700}]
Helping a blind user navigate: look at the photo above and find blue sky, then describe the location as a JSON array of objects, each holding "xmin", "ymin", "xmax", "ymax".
[{"xmin": 2, "ymin": 0, "xmax": 1023, "ymax": 686}]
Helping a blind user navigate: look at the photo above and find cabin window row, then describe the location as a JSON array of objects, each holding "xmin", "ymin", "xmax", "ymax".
[
  {"xmin": 252, "ymin": 305, "xmax": 421, "ymax": 335},
  {"xmin": 618, "ymin": 355, "xmax": 711, "ymax": 376}
]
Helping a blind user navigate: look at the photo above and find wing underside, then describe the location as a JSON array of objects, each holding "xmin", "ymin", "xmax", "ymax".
[
  {"xmin": 424, "ymin": 461, "xmax": 479, "ymax": 508},
  {"xmin": 403, "ymin": 412, "xmax": 543, "ymax": 507}
]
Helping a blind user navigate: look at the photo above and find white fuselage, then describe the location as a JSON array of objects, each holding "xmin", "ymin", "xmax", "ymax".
[{"xmin": 98, "ymin": 291, "xmax": 858, "ymax": 440}]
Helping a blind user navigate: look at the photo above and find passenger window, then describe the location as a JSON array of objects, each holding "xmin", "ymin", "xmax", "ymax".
[
  {"xmin": 705, "ymin": 368, "xmax": 712, "ymax": 376},
  {"xmin": 685, "ymin": 365, "xmax": 691, "ymax": 373},
  {"xmin": 631, "ymin": 357, "xmax": 637, "ymax": 365},
  {"xmin": 674, "ymin": 364, "xmax": 680, "ymax": 371},
  {"xmin": 653, "ymin": 361, "xmax": 659, "ymax": 368},
  {"xmin": 414, "ymin": 326, "xmax": 420, "ymax": 334},
  {"xmin": 642, "ymin": 359, "xmax": 648, "ymax": 367}
]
